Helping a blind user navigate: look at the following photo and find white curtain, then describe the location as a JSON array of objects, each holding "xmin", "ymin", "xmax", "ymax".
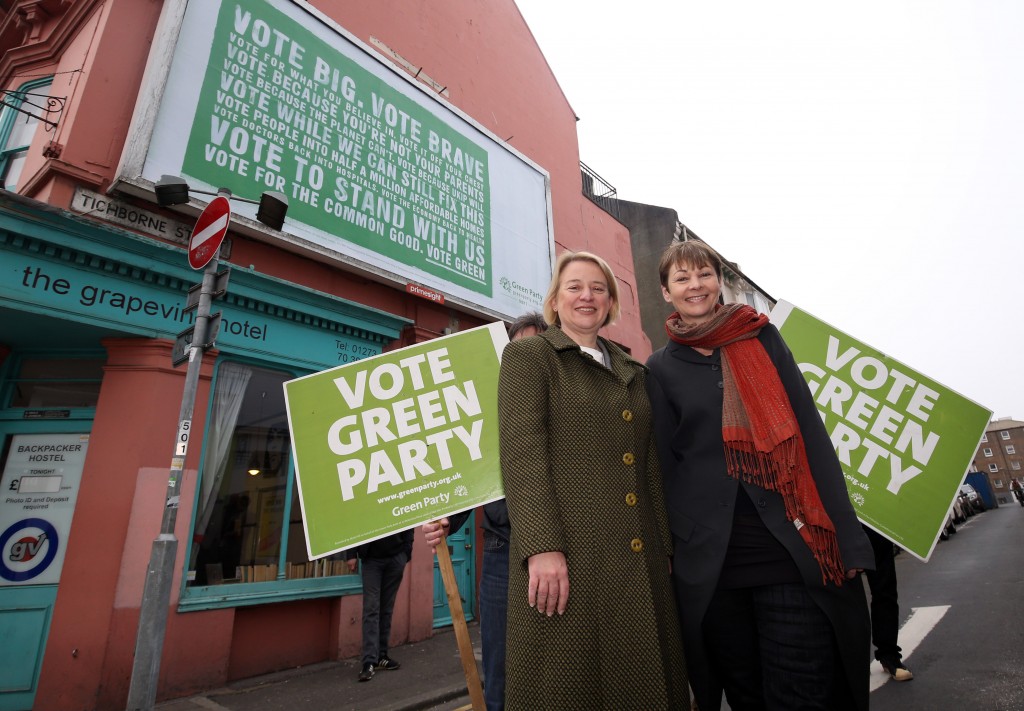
[{"xmin": 193, "ymin": 362, "xmax": 251, "ymax": 558}]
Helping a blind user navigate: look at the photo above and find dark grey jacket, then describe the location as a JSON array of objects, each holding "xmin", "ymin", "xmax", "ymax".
[
  {"xmin": 446, "ymin": 499, "xmax": 508, "ymax": 543},
  {"xmin": 647, "ymin": 324, "xmax": 874, "ymax": 711},
  {"xmin": 345, "ymin": 529, "xmax": 414, "ymax": 561}
]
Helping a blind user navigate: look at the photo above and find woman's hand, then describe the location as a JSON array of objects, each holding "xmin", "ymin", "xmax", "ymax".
[
  {"xmin": 527, "ymin": 551, "xmax": 569, "ymax": 616},
  {"xmin": 422, "ymin": 518, "xmax": 450, "ymax": 552},
  {"xmin": 845, "ymin": 568, "xmax": 863, "ymax": 579}
]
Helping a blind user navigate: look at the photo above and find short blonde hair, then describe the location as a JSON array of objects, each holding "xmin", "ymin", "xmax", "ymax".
[{"xmin": 542, "ymin": 250, "xmax": 621, "ymax": 328}]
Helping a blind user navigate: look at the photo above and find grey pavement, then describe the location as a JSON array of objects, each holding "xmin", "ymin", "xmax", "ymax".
[{"xmin": 155, "ymin": 623, "xmax": 480, "ymax": 711}]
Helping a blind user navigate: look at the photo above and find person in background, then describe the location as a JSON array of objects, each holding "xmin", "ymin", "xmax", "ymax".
[
  {"xmin": 499, "ymin": 251, "xmax": 687, "ymax": 710},
  {"xmin": 1010, "ymin": 478, "xmax": 1024, "ymax": 507},
  {"xmin": 345, "ymin": 529, "xmax": 414, "ymax": 682},
  {"xmin": 646, "ymin": 239, "xmax": 873, "ymax": 711},
  {"xmin": 863, "ymin": 525, "xmax": 913, "ymax": 681},
  {"xmin": 423, "ymin": 311, "xmax": 548, "ymax": 711}
]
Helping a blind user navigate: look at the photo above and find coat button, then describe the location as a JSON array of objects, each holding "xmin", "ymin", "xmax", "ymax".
[
  {"xmin": 630, "ymin": 538, "xmax": 644, "ymax": 552},
  {"xmin": 625, "ymin": 492, "xmax": 638, "ymax": 506},
  {"xmin": 757, "ymin": 498, "xmax": 767, "ymax": 508},
  {"xmin": 712, "ymin": 364, "xmax": 720, "ymax": 371},
  {"xmin": 717, "ymin": 381, "xmax": 724, "ymax": 389},
  {"xmin": 622, "ymin": 452, "xmax": 635, "ymax": 465},
  {"xmin": 622, "ymin": 409, "xmax": 633, "ymax": 422}
]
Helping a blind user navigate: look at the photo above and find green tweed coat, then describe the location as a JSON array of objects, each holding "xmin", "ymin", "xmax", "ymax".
[{"xmin": 498, "ymin": 327, "xmax": 689, "ymax": 710}]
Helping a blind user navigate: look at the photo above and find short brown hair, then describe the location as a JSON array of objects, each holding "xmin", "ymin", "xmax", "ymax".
[
  {"xmin": 657, "ymin": 240, "xmax": 723, "ymax": 288},
  {"xmin": 543, "ymin": 251, "xmax": 621, "ymax": 327}
]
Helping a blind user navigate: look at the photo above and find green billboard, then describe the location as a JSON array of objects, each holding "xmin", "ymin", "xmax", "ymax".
[
  {"xmin": 141, "ymin": 0, "xmax": 554, "ymax": 321},
  {"xmin": 284, "ymin": 323, "xmax": 508, "ymax": 558},
  {"xmin": 771, "ymin": 301, "xmax": 991, "ymax": 560},
  {"xmin": 182, "ymin": 0, "xmax": 492, "ymax": 294}
]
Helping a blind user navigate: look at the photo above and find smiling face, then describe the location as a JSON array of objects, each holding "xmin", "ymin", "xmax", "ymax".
[
  {"xmin": 662, "ymin": 260, "xmax": 722, "ymax": 326},
  {"xmin": 551, "ymin": 259, "xmax": 613, "ymax": 346}
]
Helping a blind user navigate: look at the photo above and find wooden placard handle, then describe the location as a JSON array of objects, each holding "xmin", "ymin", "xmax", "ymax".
[{"xmin": 436, "ymin": 537, "xmax": 485, "ymax": 711}]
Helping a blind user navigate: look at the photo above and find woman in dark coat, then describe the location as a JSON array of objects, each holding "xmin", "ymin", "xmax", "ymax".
[
  {"xmin": 499, "ymin": 250, "xmax": 688, "ymax": 710},
  {"xmin": 646, "ymin": 240, "xmax": 874, "ymax": 711}
]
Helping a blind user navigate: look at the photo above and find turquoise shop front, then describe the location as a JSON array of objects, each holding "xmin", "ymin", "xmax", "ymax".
[{"xmin": 0, "ymin": 193, "xmax": 415, "ymax": 707}]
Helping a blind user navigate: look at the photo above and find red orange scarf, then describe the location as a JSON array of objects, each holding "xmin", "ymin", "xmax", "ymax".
[{"xmin": 666, "ymin": 303, "xmax": 846, "ymax": 586}]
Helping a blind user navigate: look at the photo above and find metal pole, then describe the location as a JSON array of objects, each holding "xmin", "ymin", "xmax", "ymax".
[{"xmin": 126, "ymin": 250, "xmax": 221, "ymax": 710}]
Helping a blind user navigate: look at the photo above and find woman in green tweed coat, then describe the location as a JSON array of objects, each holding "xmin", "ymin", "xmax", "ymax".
[{"xmin": 498, "ymin": 251, "xmax": 688, "ymax": 710}]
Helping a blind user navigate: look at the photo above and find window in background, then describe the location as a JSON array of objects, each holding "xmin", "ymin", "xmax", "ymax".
[
  {"xmin": 0, "ymin": 77, "xmax": 53, "ymax": 190},
  {"xmin": 188, "ymin": 362, "xmax": 352, "ymax": 587},
  {"xmin": 3, "ymin": 356, "xmax": 103, "ymax": 409}
]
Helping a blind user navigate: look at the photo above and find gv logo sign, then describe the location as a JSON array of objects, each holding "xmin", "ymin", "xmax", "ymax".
[{"xmin": 0, "ymin": 519, "xmax": 59, "ymax": 582}]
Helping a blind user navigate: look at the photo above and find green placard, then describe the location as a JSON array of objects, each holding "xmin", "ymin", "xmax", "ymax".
[
  {"xmin": 771, "ymin": 301, "xmax": 991, "ymax": 561},
  {"xmin": 284, "ymin": 322, "xmax": 508, "ymax": 558}
]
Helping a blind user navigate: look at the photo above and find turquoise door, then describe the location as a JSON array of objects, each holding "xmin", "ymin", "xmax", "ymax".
[
  {"xmin": 0, "ymin": 586, "xmax": 57, "ymax": 711},
  {"xmin": 432, "ymin": 513, "xmax": 475, "ymax": 627},
  {"xmin": 0, "ymin": 425, "xmax": 91, "ymax": 711}
]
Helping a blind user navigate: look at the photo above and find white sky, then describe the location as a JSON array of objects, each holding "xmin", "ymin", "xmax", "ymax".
[{"xmin": 515, "ymin": 1, "xmax": 1023, "ymax": 421}]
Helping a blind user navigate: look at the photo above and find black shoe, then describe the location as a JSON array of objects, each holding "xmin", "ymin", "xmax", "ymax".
[
  {"xmin": 358, "ymin": 662, "xmax": 375, "ymax": 681},
  {"xmin": 376, "ymin": 654, "xmax": 401, "ymax": 671},
  {"xmin": 879, "ymin": 658, "xmax": 913, "ymax": 682}
]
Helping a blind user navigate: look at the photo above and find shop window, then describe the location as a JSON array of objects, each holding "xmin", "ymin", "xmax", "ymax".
[
  {"xmin": 0, "ymin": 77, "xmax": 52, "ymax": 191},
  {"xmin": 188, "ymin": 362, "xmax": 352, "ymax": 591},
  {"xmin": 4, "ymin": 356, "xmax": 103, "ymax": 409}
]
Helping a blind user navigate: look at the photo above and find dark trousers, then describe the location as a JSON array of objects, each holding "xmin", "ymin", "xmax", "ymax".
[
  {"xmin": 479, "ymin": 534, "xmax": 509, "ymax": 711},
  {"xmin": 863, "ymin": 527, "xmax": 902, "ymax": 662},
  {"xmin": 360, "ymin": 552, "xmax": 408, "ymax": 666},
  {"xmin": 702, "ymin": 584, "xmax": 851, "ymax": 711}
]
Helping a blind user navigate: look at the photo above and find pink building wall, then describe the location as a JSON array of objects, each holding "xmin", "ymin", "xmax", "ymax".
[
  {"xmin": 0, "ymin": 1, "xmax": 649, "ymax": 707},
  {"xmin": 331, "ymin": 0, "xmax": 648, "ymax": 355}
]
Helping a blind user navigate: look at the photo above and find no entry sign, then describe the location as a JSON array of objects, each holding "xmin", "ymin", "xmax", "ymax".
[{"xmin": 188, "ymin": 196, "xmax": 230, "ymax": 270}]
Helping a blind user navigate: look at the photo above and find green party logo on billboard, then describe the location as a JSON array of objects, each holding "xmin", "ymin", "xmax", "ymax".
[
  {"xmin": 284, "ymin": 323, "xmax": 508, "ymax": 558},
  {"xmin": 183, "ymin": 0, "xmax": 491, "ymax": 294},
  {"xmin": 771, "ymin": 301, "xmax": 991, "ymax": 561}
]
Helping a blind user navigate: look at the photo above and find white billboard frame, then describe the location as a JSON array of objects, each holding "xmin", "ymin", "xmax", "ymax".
[{"xmin": 114, "ymin": 0, "xmax": 554, "ymax": 323}]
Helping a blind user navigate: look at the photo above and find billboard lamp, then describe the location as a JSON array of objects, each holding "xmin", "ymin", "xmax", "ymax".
[{"xmin": 154, "ymin": 174, "xmax": 289, "ymax": 230}]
